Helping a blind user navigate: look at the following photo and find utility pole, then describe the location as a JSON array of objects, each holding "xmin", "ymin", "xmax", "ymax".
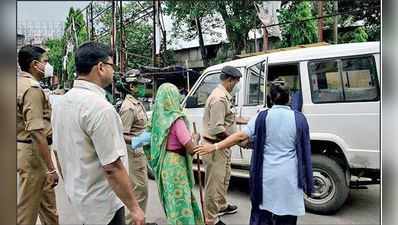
[
  {"xmin": 111, "ymin": 0, "xmax": 117, "ymax": 65},
  {"xmin": 111, "ymin": 0, "xmax": 116, "ymax": 97},
  {"xmin": 119, "ymin": 0, "xmax": 126, "ymax": 73},
  {"xmin": 152, "ymin": 0, "xmax": 156, "ymax": 67},
  {"xmin": 85, "ymin": 7, "xmax": 90, "ymax": 39},
  {"xmin": 254, "ymin": 20, "xmax": 259, "ymax": 52},
  {"xmin": 318, "ymin": 1, "xmax": 324, "ymax": 42},
  {"xmin": 90, "ymin": 2, "xmax": 95, "ymax": 41},
  {"xmin": 333, "ymin": 1, "xmax": 338, "ymax": 44},
  {"xmin": 152, "ymin": 0, "xmax": 161, "ymax": 67}
]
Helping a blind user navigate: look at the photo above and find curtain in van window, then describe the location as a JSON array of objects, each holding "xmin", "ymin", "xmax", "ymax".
[
  {"xmin": 308, "ymin": 56, "xmax": 379, "ymax": 103},
  {"xmin": 341, "ymin": 57, "xmax": 379, "ymax": 101}
]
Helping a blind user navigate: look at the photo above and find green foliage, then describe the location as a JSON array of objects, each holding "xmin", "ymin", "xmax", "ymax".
[
  {"xmin": 311, "ymin": 0, "xmax": 379, "ymax": 42},
  {"xmin": 64, "ymin": 7, "xmax": 89, "ymax": 46},
  {"xmin": 278, "ymin": 1, "xmax": 318, "ymax": 47},
  {"xmin": 43, "ymin": 38, "xmax": 64, "ymax": 76},
  {"xmin": 161, "ymin": 49, "xmax": 177, "ymax": 66},
  {"xmin": 63, "ymin": 7, "xmax": 89, "ymax": 82},
  {"xmin": 164, "ymin": 0, "xmax": 222, "ymax": 41},
  {"xmin": 353, "ymin": 27, "xmax": 368, "ymax": 42},
  {"xmin": 339, "ymin": 26, "xmax": 368, "ymax": 43},
  {"xmin": 124, "ymin": 21, "xmax": 152, "ymax": 69},
  {"xmin": 211, "ymin": 0, "xmax": 262, "ymax": 55},
  {"xmin": 93, "ymin": 2, "xmax": 153, "ymax": 69},
  {"xmin": 165, "ymin": 0, "xmax": 261, "ymax": 56}
]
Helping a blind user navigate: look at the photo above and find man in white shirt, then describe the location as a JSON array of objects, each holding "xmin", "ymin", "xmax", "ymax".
[{"xmin": 52, "ymin": 42, "xmax": 144, "ymax": 225}]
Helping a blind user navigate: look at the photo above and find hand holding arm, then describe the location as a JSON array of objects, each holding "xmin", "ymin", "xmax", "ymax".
[{"xmin": 193, "ymin": 131, "xmax": 249, "ymax": 156}]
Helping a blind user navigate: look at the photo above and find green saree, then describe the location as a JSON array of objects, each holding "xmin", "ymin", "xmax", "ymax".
[{"xmin": 147, "ymin": 83, "xmax": 204, "ymax": 225}]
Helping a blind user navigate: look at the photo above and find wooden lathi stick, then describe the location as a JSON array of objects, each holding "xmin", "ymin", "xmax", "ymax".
[{"xmin": 193, "ymin": 122, "xmax": 207, "ymax": 224}]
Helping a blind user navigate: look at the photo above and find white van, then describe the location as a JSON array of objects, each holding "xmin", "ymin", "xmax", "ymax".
[{"xmin": 182, "ymin": 42, "xmax": 380, "ymax": 214}]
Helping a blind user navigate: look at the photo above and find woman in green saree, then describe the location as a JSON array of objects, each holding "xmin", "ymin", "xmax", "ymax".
[{"xmin": 147, "ymin": 83, "xmax": 204, "ymax": 225}]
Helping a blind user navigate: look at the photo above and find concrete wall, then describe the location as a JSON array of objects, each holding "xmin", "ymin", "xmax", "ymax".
[{"xmin": 174, "ymin": 48, "xmax": 205, "ymax": 68}]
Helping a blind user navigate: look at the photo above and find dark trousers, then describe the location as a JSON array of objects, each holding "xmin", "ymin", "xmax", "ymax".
[
  {"xmin": 252, "ymin": 209, "xmax": 297, "ymax": 225},
  {"xmin": 108, "ymin": 207, "xmax": 125, "ymax": 225}
]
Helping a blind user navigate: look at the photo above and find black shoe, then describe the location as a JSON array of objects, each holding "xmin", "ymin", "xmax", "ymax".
[
  {"xmin": 215, "ymin": 220, "xmax": 226, "ymax": 225},
  {"xmin": 217, "ymin": 204, "xmax": 238, "ymax": 216},
  {"xmin": 145, "ymin": 223, "xmax": 158, "ymax": 225}
]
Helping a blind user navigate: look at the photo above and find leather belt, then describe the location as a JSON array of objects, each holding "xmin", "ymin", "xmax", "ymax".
[{"xmin": 17, "ymin": 139, "xmax": 32, "ymax": 144}]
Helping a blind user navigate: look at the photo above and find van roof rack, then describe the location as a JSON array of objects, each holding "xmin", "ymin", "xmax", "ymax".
[{"xmin": 235, "ymin": 42, "xmax": 330, "ymax": 59}]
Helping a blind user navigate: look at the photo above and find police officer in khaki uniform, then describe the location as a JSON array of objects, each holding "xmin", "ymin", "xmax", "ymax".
[
  {"xmin": 202, "ymin": 65, "xmax": 244, "ymax": 225},
  {"xmin": 17, "ymin": 45, "xmax": 59, "ymax": 225},
  {"xmin": 118, "ymin": 70, "xmax": 151, "ymax": 225}
]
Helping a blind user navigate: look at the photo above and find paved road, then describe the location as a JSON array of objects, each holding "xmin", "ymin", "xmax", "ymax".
[{"xmin": 49, "ymin": 175, "xmax": 380, "ymax": 225}]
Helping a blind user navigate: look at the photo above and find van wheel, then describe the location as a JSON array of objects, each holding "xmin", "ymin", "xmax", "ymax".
[
  {"xmin": 147, "ymin": 165, "xmax": 155, "ymax": 180},
  {"xmin": 304, "ymin": 155, "xmax": 350, "ymax": 214}
]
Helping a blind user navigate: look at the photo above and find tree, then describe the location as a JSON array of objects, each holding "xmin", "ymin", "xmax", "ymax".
[
  {"xmin": 278, "ymin": 1, "xmax": 318, "ymax": 47},
  {"xmin": 166, "ymin": 0, "xmax": 263, "ymax": 57},
  {"xmin": 93, "ymin": 2, "xmax": 155, "ymax": 69},
  {"xmin": 339, "ymin": 26, "xmax": 368, "ymax": 43},
  {"xmin": 311, "ymin": 0, "xmax": 380, "ymax": 43},
  {"xmin": 338, "ymin": 0, "xmax": 380, "ymax": 41},
  {"xmin": 64, "ymin": 7, "xmax": 89, "ymax": 47},
  {"xmin": 44, "ymin": 38, "xmax": 64, "ymax": 77},
  {"xmin": 63, "ymin": 7, "xmax": 89, "ymax": 83},
  {"xmin": 211, "ymin": 0, "xmax": 261, "ymax": 55},
  {"xmin": 164, "ymin": 0, "xmax": 223, "ymax": 67}
]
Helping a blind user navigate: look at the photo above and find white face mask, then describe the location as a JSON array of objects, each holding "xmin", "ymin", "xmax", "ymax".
[
  {"xmin": 44, "ymin": 63, "xmax": 54, "ymax": 78},
  {"xmin": 231, "ymin": 81, "xmax": 241, "ymax": 95},
  {"xmin": 35, "ymin": 61, "xmax": 54, "ymax": 78}
]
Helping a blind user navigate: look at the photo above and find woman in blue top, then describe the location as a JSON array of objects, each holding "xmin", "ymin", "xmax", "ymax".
[{"xmin": 194, "ymin": 81, "xmax": 313, "ymax": 225}]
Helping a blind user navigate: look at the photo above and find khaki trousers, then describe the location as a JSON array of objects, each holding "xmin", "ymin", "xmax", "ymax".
[
  {"xmin": 203, "ymin": 140, "xmax": 232, "ymax": 221},
  {"xmin": 125, "ymin": 150, "xmax": 148, "ymax": 225},
  {"xmin": 17, "ymin": 143, "xmax": 58, "ymax": 225}
]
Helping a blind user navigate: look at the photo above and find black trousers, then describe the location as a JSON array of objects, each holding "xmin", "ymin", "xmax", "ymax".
[
  {"xmin": 108, "ymin": 207, "xmax": 126, "ymax": 225},
  {"xmin": 258, "ymin": 209, "xmax": 297, "ymax": 225}
]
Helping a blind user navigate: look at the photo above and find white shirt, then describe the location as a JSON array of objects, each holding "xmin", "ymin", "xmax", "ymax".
[
  {"xmin": 52, "ymin": 80, "xmax": 128, "ymax": 224},
  {"xmin": 48, "ymin": 94, "xmax": 62, "ymax": 107}
]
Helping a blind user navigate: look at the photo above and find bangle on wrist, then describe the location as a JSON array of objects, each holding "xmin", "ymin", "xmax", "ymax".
[{"xmin": 47, "ymin": 169, "xmax": 56, "ymax": 174}]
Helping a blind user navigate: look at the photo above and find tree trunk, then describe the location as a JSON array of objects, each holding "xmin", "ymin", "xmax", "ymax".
[
  {"xmin": 317, "ymin": 1, "xmax": 324, "ymax": 42},
  {"xmin": 195, "ymin": 16, "xmax": 208, "ymax": 67},
  {"xmin": 224, "ymin": 26, "xmax": 243, "ymax": 56},
  {"xmin": 263, "ymin": 27, "xmax": 269, "ymax": 51}
]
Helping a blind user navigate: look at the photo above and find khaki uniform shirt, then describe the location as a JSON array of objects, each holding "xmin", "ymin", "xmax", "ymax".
[
  {"xmin": 119, "ymin": 94, "xmax": 148, "ymax": 136},
  {"xmin": 119, "ymin": 94, "xmax": 148, "ymax": 152},
  {"xmin": 202, "ymin": 84, "xmax": 237, "ymax": 140},
  {"xmin": 17, "ymin": 72, "xmax": 52, "ymax": 141}
]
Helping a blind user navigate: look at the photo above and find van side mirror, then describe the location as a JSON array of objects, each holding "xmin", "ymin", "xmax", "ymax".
[{"xmin": 185, "ymin": 96, "xmax": 198, "ymax": 108}]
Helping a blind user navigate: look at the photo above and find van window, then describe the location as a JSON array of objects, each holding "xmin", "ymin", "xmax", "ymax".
[
  {"xmin": 309, "ymin": 55, "xmax": 379, "ymax": 103},
  {"xmin": 341, "ymin": 57, "xmax": 379, "ymax": 101},
  {"xmin": 267, "ymin": 63, "xmax": 301, "ymax": 108},
  {"xmin": 191, "ymin": 72, "xmax": 221, "ymax": 107},
  {"xmin": 309, "ymin": 60, "xmax": 344, "ymax": 103},
  {"xmin": 246, "ymin": 63, "xmax": 265, "ymax": 105}
]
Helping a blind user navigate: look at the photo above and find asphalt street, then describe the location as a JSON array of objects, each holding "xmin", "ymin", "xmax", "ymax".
[{"xmin": 45, "ymin": 174, "xmax": 380, "ymax": 225}]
